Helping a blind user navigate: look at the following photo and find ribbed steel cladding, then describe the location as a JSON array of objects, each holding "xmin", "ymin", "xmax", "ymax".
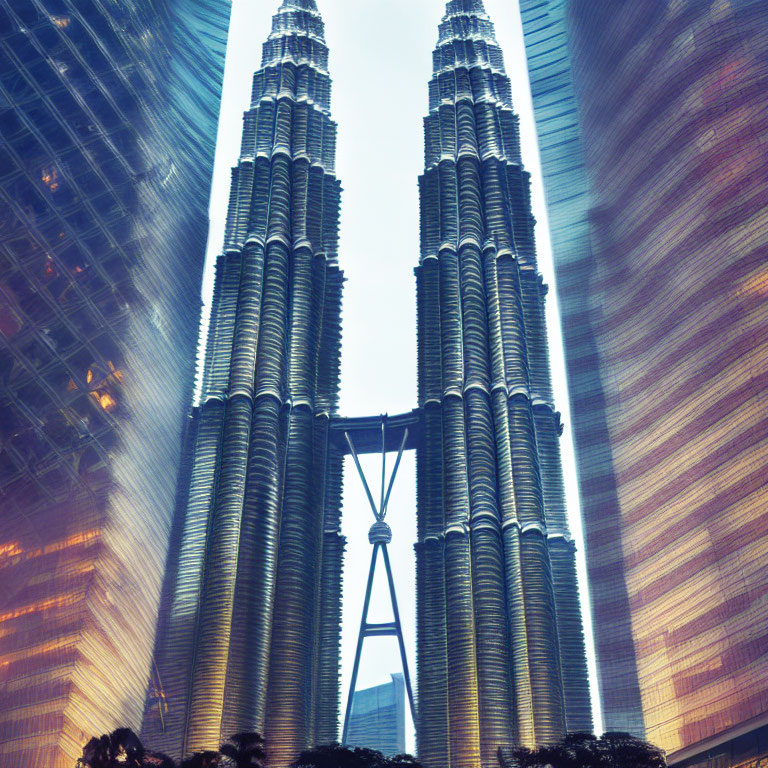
[
  {"xmin": 470, "ymin": 525, "xmax": 514, "ymax": 764},
  {"xmin": 519, "ymin": 533, "xmax": 566, "ymax": 744},
  {"xmin": 204, "ymin": 253, "xmax": 242, "ymax": 398},
  {"xmin": 187, "ymin": 102, "xmax": 294, "ymax": 749},
  {"xmin": 421, "ymin": 406, "xmax": 446, "ymax": 540},
  {"xmin": 501, "ymin": 523, "xmax": 535, "ymax": 747},
  {"xmin": 255, "ymin": 240, "xmax": 290, "ymax": 399},
  {"xmin": 418, "ymin": 260, "xmax": 443, "ymax": 406},
  {"xmin": 222, "ymin": 397, "xmax": 286, "ymax": 736},
  {"xmin": 153, "ymin": 400, "xmax": 226, "ymax": 757},
  {"xmin": 518, "ymin": 272, "xmax": 553, "ymax": 404},
  {"xmin": 506, "ymin": 397, "xmax": 544, "ymax": 528},
  {"xmin": 315, "ymin": 530, "xmax": 346, "ymax": 744},
  {"xmin": 533, "ymin": 406, "xmax": 591, "ymax": 734},
  {"xmin": 214, "ymin": 240, "xmax": 268, "ymax": 734},
  {"xmin": 266, "ymin": 408, "xmax": 319, "ymax": 763},
  {"xmin": 149, "ymin": 1, "xmax": 345, "ymax": 762},
  {"xmin": 186, "ymin": 395, "xmax": 254, "ymax": 751},
  {"xmin": 444, "ymin": 531, "xmax": 482, "ymax": 768},
  {"xmin": 229, "ymin": 242, "xmax": 267, "ymax": 396},
  {"xmin": 532, "ymin": 409, "xmax": 566, "ymax": 535},
  {"xmin": 459, "ymin": 185, "xmax": 514, "ymax": 758},
  {"xmin": 315, "ymin": 268, "xmax": 343, "ymax": 414},
  {"xmin": 308, "ymin": 417, "xmax": 332, "ymax": 746},
  {"xmin": 438, "ymin": 251, "xmax": 462, "ymax": 394},
  {"xmin": 200, "ymin": 260, "xmax": 226, "ymax": 397},
  {"xmin": 548, "ymin": 539, "xmax": 593, "ymax": 734},
  {"xmin": 415, "ymin": 539, "xmax": 449, "ymax": 767},
  {"xmin": 416, "ymin": 2, "xmax": 591, "ymax": 763}
]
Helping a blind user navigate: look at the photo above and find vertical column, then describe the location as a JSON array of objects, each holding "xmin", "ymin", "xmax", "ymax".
[
  {"xmin": 459, "ymin": 228, "xmax": 514, "ymax": 764},
  {"xmin": 222, "ymin": 395, "xmax": 286, "ymax": 736},
  {"xmin": 482, "ymin": 243, "xmax": 535, "ymax": 746},
  {"xmin": 186, "ymin": 237, "xmax": 266, "ymax": 750},
  {"xmin": 439, "ymin": 230, "xmax": 481, "ymax": 766},
  {"xmin": 416, "ymin": 256, "xmax": 450, "ymax": 768},
  {"xmin": 150, "ymin": 398, "xmax": 226, "ymax": 757},
  {"xmin": 265, "ymin": 406, "xmax": 318, "ymax": 765}
]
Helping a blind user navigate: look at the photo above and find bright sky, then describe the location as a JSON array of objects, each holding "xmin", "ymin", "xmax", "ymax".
[{"xmin": 202, "ymin": 0, "xmax": 603, "ymax": 751}]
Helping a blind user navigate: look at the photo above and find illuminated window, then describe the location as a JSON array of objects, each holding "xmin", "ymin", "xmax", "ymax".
[{"xmin": 41, "ymin": 167, "xmax": 59, "ymax": 192}]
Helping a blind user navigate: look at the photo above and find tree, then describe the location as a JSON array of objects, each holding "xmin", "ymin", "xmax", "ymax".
[
  {"xmin": 220, "ymin": 733, "xmax": 267, "ymax": 768},
  {"xmin": 180, "ymin": 751, "xmax": 222, "ymax": 768},
  {"xmin": 498, "ymin": 732, "xmax": 666, "ymax": 768},
  {"xmin": 79, "ymin": 731, "xmax": 422, "ymax": 768},
  {"xmin": 77, "ymin": 728, "xmax": 174, "ymax": 768},
  {"xmin": 292, "ymin": 743, "xmax": 422, "ymax": 768},
  {"xmin": 293, "ymin": 743, "xmax": 374, "ymax": 768},
  {"xmin": 386, "ymin": 754, "xmax": 423, "ymax": 768},
  {"xmin": 78, "ymin": 729, "xmax": 144, "ymax": 768},
  {"xmin": 601, "ymin": 732, "xmax": 666, "ymax": 768},
  {"xmin": 143, "ymin": 752, "xmax": 177, "ymax": 768}
]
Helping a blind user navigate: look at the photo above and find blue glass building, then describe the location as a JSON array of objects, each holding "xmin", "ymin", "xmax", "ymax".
[
  {"xmin": 347, "ymin": 674, "xmax": 406, "ymax": 758},
  {"xmin": 520, "ymin": 1, "xmax": 768, "ymax": 764}
]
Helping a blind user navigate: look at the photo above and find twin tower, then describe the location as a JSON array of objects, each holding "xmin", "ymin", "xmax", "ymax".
[{"xmin": 143, "ymin": 1, "xmax": 592, "ymax": 766}]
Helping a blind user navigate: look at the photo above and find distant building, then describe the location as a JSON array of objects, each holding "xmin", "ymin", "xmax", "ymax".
[
  {"xmin": 0, "ymin": 2, "xmax": 229, "ymax": 766},
  {"xmin": 347, "ymin": 675, "xmax": 406, "ymax": 757},
  {"xmin": 520, "ymin": 1, "xmax": 768, "ymax": 765}
]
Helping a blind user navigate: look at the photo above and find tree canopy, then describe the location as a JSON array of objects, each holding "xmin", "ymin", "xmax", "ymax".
[
  {"xmin": 78, "ymin": 731, "xmax": 420, "ymax": 768},
  {"xmin": 292, "ymin": 743, "xmax": 422, "ymax": 768},
  {"xmin": 499, "ymin": 732, "xmax": 667, "ymax": 768}
]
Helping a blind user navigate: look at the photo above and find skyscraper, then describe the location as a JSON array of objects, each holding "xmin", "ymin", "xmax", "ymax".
[
  {"xmin": 347, "ymin": 674, "xmax": 406, "ymax": 758},
  {"xmin": 521, "ymin": 0, "xmax": 768, "ymax": 765},
  {"xmin": 0, "ymin": 1, "xmax": 229, "ymax": 766},
  {"xmin": 148, "ymin": 2, "xmax": 591, "ymax": 767},
  {"xmin": 143, "ymin": 1, "xmax": 346, "ymax": 763},
  {"xmin": 414, "ymin": 2, "xmax": 592, "ymax": 766},
  {"xmin": 516, "ymin": 0, "xmax": 643, "ymax": 739}
]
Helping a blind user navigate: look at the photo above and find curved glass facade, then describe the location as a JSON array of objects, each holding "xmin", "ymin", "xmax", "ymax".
[
  {"xmin": 522, "ymin": 0, "xmax": 768, "ymax": 763},
  {"xmin": 0, "ymin": 1, "xmax": 229, "ymax": 765}
]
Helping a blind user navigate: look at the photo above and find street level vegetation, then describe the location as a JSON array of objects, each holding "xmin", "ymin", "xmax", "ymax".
[
  {"xmin": 499, "ymin": 732, "xmax": 667, "ymax": 768},
  {"xmin": 77, "ymin": 729, "xmax": 665, "ymax": 768},
  {"xmin": 76, "ymin": 730, "xmax": 420, "ymax": 768}
]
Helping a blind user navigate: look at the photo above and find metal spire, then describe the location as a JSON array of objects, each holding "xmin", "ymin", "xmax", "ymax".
[
  {"xmin": 265, "ymin": 0, "xmax": 329, "ymax": 77},
  {"xmin": 438, "ymin": 0, "xmax": 498, "ymax": 48},
  {"xmin": 444, "ymin": 0, "xmax": 489, "ymax": 17}
]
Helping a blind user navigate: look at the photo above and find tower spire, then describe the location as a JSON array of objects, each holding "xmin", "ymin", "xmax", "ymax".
[
  {"xmin": 280, "ymin": 0, "xmax": 318, "ymax": 9},
  {"xmin": 265, "ymin": 0, "xmax": 328, "ymax": 82},
  {"xmin": 444, "ymin": 0, "xmax": 488, "ymax": 15},
  {"xmin": 438, "ymin": 0, "xmax": 498, "ymax": 48}
]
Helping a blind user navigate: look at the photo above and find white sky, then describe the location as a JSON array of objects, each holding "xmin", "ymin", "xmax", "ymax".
[{"xmin": 201, "ymin": 0, "xmax": 603, "ymax": 750}]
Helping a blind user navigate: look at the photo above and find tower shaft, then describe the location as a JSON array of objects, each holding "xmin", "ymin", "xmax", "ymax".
[
  {"xmin": 415, "ymin": 3, "xmax": 592, "ymax": 766},
  {"xmin": 144, "ymin": 2, "xmax": 345, "ymax": 763}
]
